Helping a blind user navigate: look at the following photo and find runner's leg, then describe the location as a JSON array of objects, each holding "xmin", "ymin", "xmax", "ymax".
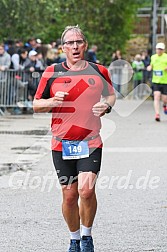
[
  {"xmin": 52, "ymin": 151, "xmax": 80, "ymax": 232},
  {"xmin": 161, "ymin": 94, "xmax": 167, "ymax": 105},
  {"xmin": 154, "ymin": 91, "xmax": 161, "ymax": 115},
  {"xmin": 78, "ymin": 172, "xmax": 97, "ymax": 228},
  {"xmin": 161, "ymin": 94, "xmax": 167, "ymax": 114},
  {"xmin": 62, "ymin": 182, "xmax": 80, "ymax": 232}
]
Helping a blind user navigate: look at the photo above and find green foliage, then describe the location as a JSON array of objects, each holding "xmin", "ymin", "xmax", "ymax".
[
  {"xmin": 0, "ymin": 0, "xmax": 60, "ymax": 41},
  {"xmin": 139, "ymin": 0, "xmax": 167, "ymax": 7},
  {"xmin": 0, "ymin": 0, "xmax": 142, "ymax": 64},
  {"xmin": 52, "ymin": 0, "xmax": 141, "ymax": 64}
]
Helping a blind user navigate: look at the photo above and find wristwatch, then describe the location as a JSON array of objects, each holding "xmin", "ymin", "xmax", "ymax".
[{"xmin": 104, "ymin": 102, "xmax": 112, "ymax": 114}]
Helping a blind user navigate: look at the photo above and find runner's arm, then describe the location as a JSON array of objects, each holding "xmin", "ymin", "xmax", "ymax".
[
  {"xmin": 33, "ymin": 92, "xmax": 69, "ymax": 113},
  {"xmin": 147, "ymin": 65, "xmax": 153, "ymax": 71},
  {"xmin": 92, "ymin": 93, "xmax": 116, "ymax": 117}
]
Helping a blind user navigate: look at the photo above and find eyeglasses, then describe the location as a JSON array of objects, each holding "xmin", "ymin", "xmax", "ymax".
[{"xmin": 63, "ymin": 40, "xmax": 85, "ymax": 47}]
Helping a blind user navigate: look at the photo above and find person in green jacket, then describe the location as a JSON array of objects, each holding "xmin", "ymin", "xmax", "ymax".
[
  {"xmin": 132, "ymin": 54, "xmax": 145, "ymax": 99},
  {"xmin": 147, "ymin": 42, "xmax": 167, "ymax": 121}
]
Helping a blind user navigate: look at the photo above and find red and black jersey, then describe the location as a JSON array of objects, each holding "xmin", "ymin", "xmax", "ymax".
[{"xmin": 35, "ymin": 61, "xmax": 114, "ymax": 151}]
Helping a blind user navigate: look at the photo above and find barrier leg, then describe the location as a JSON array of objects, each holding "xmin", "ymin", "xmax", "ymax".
[{"xmin": 0, "ymin": 108, "xmax": 5, "ymax": 116}]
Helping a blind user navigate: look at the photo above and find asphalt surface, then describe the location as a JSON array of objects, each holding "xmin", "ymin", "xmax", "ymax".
[{"xmin": 0, "ymin": 100, "xmax": 167, "ymax": 252}]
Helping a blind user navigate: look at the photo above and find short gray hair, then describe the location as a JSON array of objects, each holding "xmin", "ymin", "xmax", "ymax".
[{"xmin": 61, "ymin": 25, "xmax": 87, "ymax": 45}]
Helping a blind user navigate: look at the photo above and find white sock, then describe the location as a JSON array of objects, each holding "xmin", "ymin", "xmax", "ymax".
[
  {"xmin": 81, "ymin": 225, "xmax": 92, "ymax": 237},
  {"xmin": 70, "ymin": 229, "xmax": 80, "ymax": 240}
]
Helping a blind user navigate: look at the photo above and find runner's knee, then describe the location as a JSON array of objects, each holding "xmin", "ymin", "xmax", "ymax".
[
  {"xmin": 162, "ymin": 95, "xmax": 167, "ymax": 103},
  {"xmin": 79, "ymin": 187, "xmax": 95, "ymax": 200},
  {"xmin": 154, "ymin": 92, "xmax": 161, "ymax": 100},
  {"xmin": 62, "ymin": 189, "xmax": 79, "ymax": 207}
]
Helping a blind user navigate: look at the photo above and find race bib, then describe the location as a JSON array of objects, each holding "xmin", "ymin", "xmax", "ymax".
[
  {"xmin": 154, "ymin": 70, "xmax": 163, "ymax": 76},
  {"xmin": 62, "ymin": 140, "xmax": 89, "ymax": 160}
]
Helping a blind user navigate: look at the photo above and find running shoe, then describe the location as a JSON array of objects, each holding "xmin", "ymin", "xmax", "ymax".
[
  {"xmin": 80, "ymin": 236, "xmax": 94, "ymax": 252},
  {"xmin": 68, "ymin": 239, "xmax": 81, "ymax": 252},
  {"xmin": 163, "ymin": 104, "xmax": 167, "ymax": 114},
  {"xmin": 155, "ymin": 114, "xmax": 160, "ymax": 122}
]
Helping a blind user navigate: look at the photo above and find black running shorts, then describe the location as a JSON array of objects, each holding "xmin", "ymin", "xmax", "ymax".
[
  {"xmin": 52, "ymin": 148, "xmax": 102, "ymax": 185},
  {"xmin": 153, "ymin": 83, "xmax": 167, "ymax": 95}
]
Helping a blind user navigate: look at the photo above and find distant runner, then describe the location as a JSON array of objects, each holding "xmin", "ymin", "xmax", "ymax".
[{"xmin": 147, "ymin": 42, "xmax": 167, "ymax": 121}]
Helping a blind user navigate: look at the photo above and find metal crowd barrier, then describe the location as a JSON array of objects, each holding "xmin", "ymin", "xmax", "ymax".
[
  {"xmin": 108, "ymin": 63, "xmax": 134, "ymax": 97},
  {"xmin": 0, "ymin": 70, "xmax": 42, "ymax": 115}
]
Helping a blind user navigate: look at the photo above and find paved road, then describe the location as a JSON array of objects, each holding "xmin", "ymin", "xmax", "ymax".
[{"xmin": 0, "ymin": 100, "xmax": 167, "ymax": 252}]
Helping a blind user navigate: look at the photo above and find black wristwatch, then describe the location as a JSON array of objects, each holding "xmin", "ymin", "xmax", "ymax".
[{"xmin": 104, "ymin": 102, "xmax": 112, "ymax": 114}]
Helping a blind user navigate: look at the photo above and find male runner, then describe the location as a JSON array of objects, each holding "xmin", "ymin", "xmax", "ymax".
[
  {"xmin": 33, "ymin": 26, "xmax": 116, "ymax": 252},
  {"xmin": 147, "ymin": 42, "xmax": 167, "ymax": 121}
]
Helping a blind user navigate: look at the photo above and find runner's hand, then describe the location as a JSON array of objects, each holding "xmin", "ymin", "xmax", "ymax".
[
  {"xmin": 50, "ymin": 92, "xmax": 69, "ymax": 107},
  {"xmin": 147, "ymin": 65, "xmax": 152, "ymax": 71},
  {"xmin": 54, "ymin": 91, "xmax": 69, "ymax": 101},
  {"xmin": 92, "ymin": 102, "xmax": 108, "ymax": 117}
]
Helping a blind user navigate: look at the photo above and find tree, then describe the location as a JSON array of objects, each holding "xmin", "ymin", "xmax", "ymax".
[
  {"xmin": 0, "ymin": 0, "xmax": 143, "ymax": 64},
  {"xmin": 0, "ymin": 0, "xmax": 60, "ymax": 41},
  {"xmin": 46, "ymin": 0, "xmax": 142, "ymax": 64}
]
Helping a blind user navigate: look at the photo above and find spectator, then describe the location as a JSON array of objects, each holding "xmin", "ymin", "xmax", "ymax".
[
  {"xmin": 132, "ymin": 54, "xmax": 145, "ymax": 99},
  {"xmin": 8, "ymin": 48, "xmax": 29, "ymax": 114},
  {"xmin": 25, "ymin": 37, "xmax": 37, "ymax": 51},
  {"xmin": 46, "ymin": 48, "xmax": 63, "ymax": 66},
  {"xmin": 11, "ymin": 47, "xmax": 29, "ymax": 107},
  {"xmin": 141, "ymin": 50, "xmax": 151, "ymax": 84},
  {"xmin": 11, "ymin": 48, "xmax": 28, "ymax": 70},
  {"xmin": 112, "ymin": 50, "xmax": 123, "ymax": 61},
  {"xmin": 7, "ymin": 40, "xmax": 16, "ymax": 56},
  {"xmin": 35, "ymin": 50, "xmax": 46, "ymax": 70},
  {"xmin": 57, "ymin": 44, "xmax": 66, "ymax": 62},
  {"xmin": 0, "ymin": 43, "xmax": 11, "ymax": 71},
  {"xmin": 0, "ymin": 43, "xmax": 11, "ymax": 113},
  {"xmin": 15, "ymin": 39, "xmax": 24, "ymax": 52},
  {"xmin": 110, "ymin": 49, "xmax": 124, "ymax": 96},
  {"xmin": 49, "ymin": 40, "xmax": 57, "ymax": 48},
  {"xmin": 86, "ymin": 45, "xmax": 99, "ymax": 63},
  {"xmin": 24, "ymin": 50, "xmax": 41, "ymax": 101}
]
